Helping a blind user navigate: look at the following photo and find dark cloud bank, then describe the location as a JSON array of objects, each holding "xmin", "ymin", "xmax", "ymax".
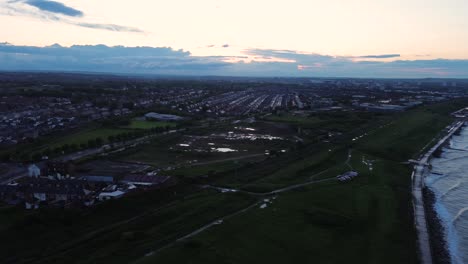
[{"xmin": 0, "ymin": 44, "xmax": 467, "ymax": 78}]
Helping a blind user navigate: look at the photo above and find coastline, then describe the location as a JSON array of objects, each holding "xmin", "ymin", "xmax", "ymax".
[
  {"xmin": 412, "ymin": 120, "xmax": 464, "ymax": 264},
  {"xmin": 423, "ymin": 186, "xmax": 451, "ymax": 264}
]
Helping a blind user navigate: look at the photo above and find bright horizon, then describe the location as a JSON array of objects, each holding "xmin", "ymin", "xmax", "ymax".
[{"xmin": 1, "ymin": 0, "xmax": 468, "ymax": 77}]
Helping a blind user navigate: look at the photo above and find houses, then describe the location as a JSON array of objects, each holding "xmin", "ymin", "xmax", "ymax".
[
  {"xmin": 0, "ymin": 178, "xmax": 90, "ymax": 208},
  {"xmin": 0, "ymin": 161, "xmax": 173, "ymax": 209},
  {"xmin": 43, "ymin": 161, "xmax": 75, "ymax": 178}
]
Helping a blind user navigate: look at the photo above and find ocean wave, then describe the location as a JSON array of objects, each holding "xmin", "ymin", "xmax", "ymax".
[
  {"xmin": 453, "ymin": 207, "xmax": 468, "ymax": 224},
  {"xmin": 427, "ymin": 125, "xmax": 468, "ymax": 264},
  {"xmin": 435, "ymin": 153, "xmax": 468, "ymax": 164},
  {"xmin": 426, "ymin": 169, "xmax": 465, "ymax": 186},
  {"xmin": 448, "ymin": 136, "xmax": 468, "ymax": 150},
  {"xmin": 432, "ymin": 194, "xmax": 463, "ymax": 263},
  {"xmin": 441, "ymin": 180, "xmax": 463, "ymax": 199}
]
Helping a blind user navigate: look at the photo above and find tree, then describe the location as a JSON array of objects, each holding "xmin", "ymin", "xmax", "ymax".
[
  {"xmin": 20, "ymin": 153, "xmax": 32, "ymax": 162},
  {"xmin": 87, "ymin": 139, "xmax": 97, "ymax": 148},
  {"xmin": 61, "ymin": 144, "xmax": 70, "ymax": 153},
  {"xmin": 32, "ymin": 153, "xmax": 42, "ymax": 162},
  {"xmin": 43, "ymin": 148, "xmax": 51, "ymax": 157},
  {"xmin": 70, "ymin": 144, "xmax": 78, "ymax": 152},
  {"xmin": 95, "ymin": 137, "xmax": 103, "ymax": 146}
]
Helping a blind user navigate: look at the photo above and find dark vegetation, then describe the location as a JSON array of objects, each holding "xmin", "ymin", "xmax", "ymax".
[{"xmin": 1, "ymin": 85, "xmax": 467, "ymax": 264}]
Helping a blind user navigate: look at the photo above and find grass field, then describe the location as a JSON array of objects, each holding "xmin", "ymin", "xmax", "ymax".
[
  {"xmin": 122, "ymin": 120, "xmax": 177, "ymax": 130},
  {"xmin": 140, "ymin": 152, "xmax": 416, "ymax": 264},
  {"xmin": 0, "ymin": 186, "xmax": 255, "ymax": 264},
  {"xmin": 356, "ymin": 100, "xmax": 467, "ymax": 161},
  {"xmin": 48, "ymin": 128, "xmax": 130, "ymax": 148},
  {"xmin": 167, "ymin": 156, "xmax": 266, "ymax": 178},
  {"xmin": 137, "ymin": 101, "xmax": 468, "ymax": 264},
  {"xmin": 209, "ymin": 143, "xmax": 346, "ymax": 192},
  {"xmin": 2, "ymin": 100, "xmax": 467, "ymax": 264}
]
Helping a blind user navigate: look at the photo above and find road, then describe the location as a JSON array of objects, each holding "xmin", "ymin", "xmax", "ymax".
[
  {"xmin": 0, "ymin": 163, "xmax": 30, "ymax": 184},
  {"xmin": 201, "ymin": 174, "xmax": 335, "ymax": 197},
  {"xmin": 412, "ymin": 120, "xmax": 464, "ymax": 264}
]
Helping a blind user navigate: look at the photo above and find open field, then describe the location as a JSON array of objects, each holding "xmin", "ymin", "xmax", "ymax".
[
  {"xmin": 206, "ymin": 143, "xmax": 346, "ymax": 192},
  {"xmin": 356, "ymin": 100, "xmax": 468, "ymax": 161},
  {"xmin": 0, "ymin": 186, "xmax": 255, "ymax": 264},
  {"xmin": 116, "ymin": 125, "xmax": 294, "ymax": 169},
  {"xmin": 2, "ymin": 100, "xmax": 467, "ymax": 264},
  {"xmin": 122, "ymin": 120, "xmax": 177, "ymax": 130},
  {"xmin": 167, "ymin": 155, "xmax": 266, "ymax": 178},
  {"xmin": 135, "ymin": 101, "xmax": 468, "ymax": 264},
  {"xmin": 139, "ymin": 152, "xmax": 417, "ymax": 264},
  {"xmin": 47, "ymin": 128, "xmax": 130, "ymax": 148},
  {"xmin": 1, "ymin": 127, "xmax": 131, "ymax": 160}
]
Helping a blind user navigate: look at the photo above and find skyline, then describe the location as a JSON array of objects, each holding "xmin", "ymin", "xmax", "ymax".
[{"xmin": 1, "ymin": 0, "xmax": 468, "ymax": 77}]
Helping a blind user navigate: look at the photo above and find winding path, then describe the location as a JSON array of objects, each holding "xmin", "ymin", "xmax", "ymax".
[{"xmin": 135, "ymin": 150, "xmax": 353, "ymax": 262}]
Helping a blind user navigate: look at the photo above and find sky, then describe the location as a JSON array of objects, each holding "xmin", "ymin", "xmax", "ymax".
[{"xmin": 1, "ymin": 0, "xmax": 468, "ymax": 78}]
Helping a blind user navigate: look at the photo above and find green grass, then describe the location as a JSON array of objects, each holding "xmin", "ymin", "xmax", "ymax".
[
  {"xmin": 47, "ymin": 128, "xmax": 130, "ymax": 149},
  {"xmin": 122, "ymin": 120, "xmax": 176, "ymax": 130},
  {"xmin": 140, "ymin": 156, "xmax": 416, "ymax": 264},
  {"xmin": 0, "ymin": 186, "xmax": 255, "ymax": 264},
  {"xmin": 4, "ymin": 100, "xmax": 466, "ymax": 264},
  {"xmin": 168, "ymin": 156, "xmax": 265, "ymax": 178},
  {"xmin": 211, "ymin": 144, "xmax": 346, "ymax": 192},
  {"xmin": 138, "ymin": 101, "xmax": 468, "ymax": 264},
  {"xmin": 356, "ymin": 100, "xmax": 468, "ymax": 161},
  {"xmin": 240, "ymin": 147, "xmax": 348, "ymax": 192}
]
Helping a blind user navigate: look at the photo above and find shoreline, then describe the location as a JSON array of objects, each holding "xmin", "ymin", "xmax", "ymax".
[
  {"xmin": 412, "ymin": 120, "xmax": 464, "ymax": 264},
  {"xmin": 423, "ymin": 186, "xmax": 451, "ymax": 264}
]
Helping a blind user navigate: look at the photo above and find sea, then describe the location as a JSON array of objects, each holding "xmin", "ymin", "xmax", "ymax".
[{"xmin": 425, "ymin": 125, "xmax": 468, "ymax": 264}]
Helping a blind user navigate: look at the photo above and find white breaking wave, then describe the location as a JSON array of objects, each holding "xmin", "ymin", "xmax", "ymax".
[
  {"xmin": 426, "ymin": 125, "xmax": 468, "ymax": 264},
  {"xmin": 453, "ymin": 207, "xmax": 468, "ymax": 224},
  {"xmin": 442, "ymin": 180, "xmax": 462, "ymax": 199}
]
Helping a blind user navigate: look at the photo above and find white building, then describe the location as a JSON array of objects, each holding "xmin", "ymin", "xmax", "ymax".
[
  {"xmin": 28, "ymin": 164, "xmax": 41, "ymax": 178},
  {"xmin": 98, "ymin": 190, "xmax": 126, "ymax": 201}
]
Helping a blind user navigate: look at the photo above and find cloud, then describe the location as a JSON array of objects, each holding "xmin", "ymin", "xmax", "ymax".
[
  {"xmin": 356, "ymin": 54, "xmax": 400, "ymax": 59},
  {"xmin": 23, "ymin": 0, "xmax": 83, "ymax": 17},
  {"xmin": 222, "ymin": 44, "xmax": 230, "ymax": 48},
  {"xmin": 0, "ymin": 44, "xmax": 467, "ymax": 78},
  {"xmin": 242, "ymin": 49, "xmax": 468, "ymax": 78},
  {"xmin": 0, "ymin": 0, "xmax": 144, "ymax": 33},
  {"xmin": 0, "ymin": 43, "xmax": 229, "ymax": 74},
  {"xmin": 74, "ymin": 22, "xmax": 143, "ymax": 33}
]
